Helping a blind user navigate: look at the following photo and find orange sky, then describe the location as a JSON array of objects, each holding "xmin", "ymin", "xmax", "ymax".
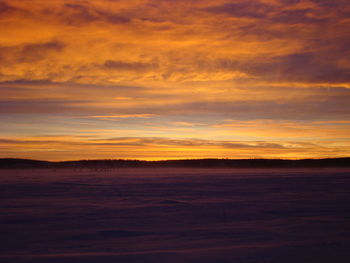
[{"xmin": 0, "ymin": 0, "xmax": 349, "ymax": 160}]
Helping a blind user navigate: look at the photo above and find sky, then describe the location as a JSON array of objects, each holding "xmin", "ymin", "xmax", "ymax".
[{"xmin": 0, "ymin": 0, "xmax": 349, "ymax": 161}]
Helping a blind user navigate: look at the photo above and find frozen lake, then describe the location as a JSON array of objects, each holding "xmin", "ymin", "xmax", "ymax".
[{"xmin": 1, "ymin": 168, "xmax": 349, "ymax": 262}]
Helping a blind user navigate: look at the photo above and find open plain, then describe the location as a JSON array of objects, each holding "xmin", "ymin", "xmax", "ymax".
[{"xmin": 1, "ymin": 168, "xmax": 349, "ymax": 263}]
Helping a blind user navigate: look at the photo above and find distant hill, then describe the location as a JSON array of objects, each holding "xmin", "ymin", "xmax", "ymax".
[
  {"xmin": 0, "ymin": 158, "xmax": 52, "ymax": 169},
  {"xmin": 0, "ymin": 157, "xmax": 349, "ymax": 169}
]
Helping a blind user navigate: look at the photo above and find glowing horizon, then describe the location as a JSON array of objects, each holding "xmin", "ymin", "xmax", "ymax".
[{"xmin": 0, "ymin": 0, "xmax": 349, "ymax": 161}]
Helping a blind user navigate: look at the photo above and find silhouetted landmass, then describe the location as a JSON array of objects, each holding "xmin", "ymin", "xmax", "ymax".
[
  {"xmin": 0, "ymin": 157, "xmax": 349, "ymax": 169},
  {"xmin": 0, "ymin": 158, "xmax": 51, "ymax": 169}
]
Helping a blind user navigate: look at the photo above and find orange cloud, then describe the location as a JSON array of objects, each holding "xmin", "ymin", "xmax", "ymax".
[
  {"xmin": 1, "ymin": 136, "xmax": 348, "ymax": 161},
  {"xmin": 89, "ymin": 114, "xmax": 157, "ymax": 119},
  {"xmin": 0, "ymin": 0, "xmax": 349, "ymax": 160}
]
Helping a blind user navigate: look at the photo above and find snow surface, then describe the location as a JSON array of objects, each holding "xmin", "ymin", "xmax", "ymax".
[{"xmin": 0, "ymin": 168, "xmax": 349, "ymax": 262}]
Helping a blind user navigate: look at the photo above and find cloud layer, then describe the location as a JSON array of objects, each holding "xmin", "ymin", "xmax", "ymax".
[{"xmin": 0, "ymin": 0, "xmax": 349, "ymax": 160}]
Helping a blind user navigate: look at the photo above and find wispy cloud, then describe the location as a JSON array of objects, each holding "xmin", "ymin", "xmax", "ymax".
[
  {"xmin": 88, "ymin": 114, "xmax": 158, "ymax": 119},
  {"xmin": 2, "ymin": 136, "xmax": 347, "ymax": 161}
]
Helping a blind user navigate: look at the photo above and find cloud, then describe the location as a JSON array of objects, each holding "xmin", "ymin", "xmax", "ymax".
[
  {"xmin": 212, "ymin": 119, "xmax": 350, "ymax": 139},
  {"xmin": 90, "ymin": 137, "xmax": 288, "ymax": 149},
  {"xmin": 203, "ymin": 1, "xmax": 272, "ymax": 18},
  {"xmin": 0, "ymin": 80, "xmax": 349, "ymax": 121},
  {"xmin": 0, "ymin": 0, "xmax": 349, "ymax": 160},
  {"xmin": 101, "ymin": 60, "xmax": 157, "ymax": 72},
  {"xmin": 144, "ymin": 96, "xmax": 350, "ymax": 120},
  {"xmin": 0, "ymin": 99, "xmax": 90, "ymax": 114},
  {"xmin": 1, "ymin": 135, "xmax": 348, "ymax": 161},
  {"xmin": 170, "ymin": 121, "xmax": 198, "ymax": 127},
  {"xmin": 0, "ymin": 41, "xmax": 65, "ymax": 65},
  {"xmin": 0, "ymin": 136, "xmax": 295, "ymax": 151},
  {"xmin": 0, "ymin": 1, "xmax": 17, "ymax": 14},
  {"xmin": 271, "ymin": 9, "xmax": 326, "ymax": 24},
  {"xmin": 89, "ymin": 114, "xmax": 158, "ymax": 119},
  {"xmin": 245, "ymin": 52, "xmax": 350, "ymax": 83},
  {"xmin": 0, "ymin": 0, "xmax": 349, "ymax": 84},
  {"xmin": 49, "ymin": 2, "xmax": 132, "ymax": 26}
]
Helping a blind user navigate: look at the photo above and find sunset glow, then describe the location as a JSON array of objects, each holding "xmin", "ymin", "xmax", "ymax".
[{"xmin": 1, "ymin": 0, "xmax": 349, "ymax": 160}]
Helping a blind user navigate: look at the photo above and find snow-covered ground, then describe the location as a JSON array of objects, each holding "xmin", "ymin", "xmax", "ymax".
[{"xmin": 1, "ymin": 168, "xmax": 349, "ymax": 262}]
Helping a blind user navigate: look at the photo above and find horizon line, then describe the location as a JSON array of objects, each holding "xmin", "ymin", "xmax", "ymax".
[{"xmin": 1, "ymin": 156, "xmax": 350, "ymax": 163}]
